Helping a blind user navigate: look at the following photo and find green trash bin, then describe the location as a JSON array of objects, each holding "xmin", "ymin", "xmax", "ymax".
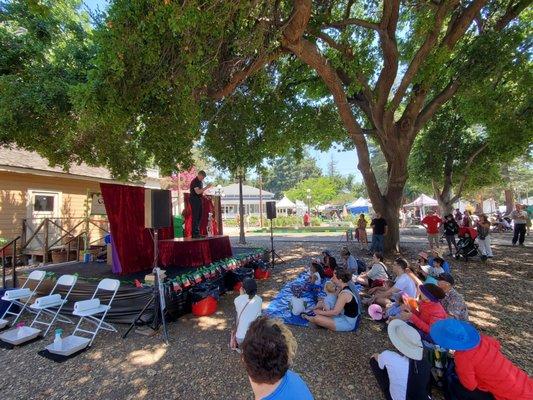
[{"xmin": 173, "ymin": 215, "xmax": 184, "ymax": 238}]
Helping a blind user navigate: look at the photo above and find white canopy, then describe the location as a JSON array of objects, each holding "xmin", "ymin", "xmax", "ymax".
[
  {"xmin": 276, "ymin": 196, "xmax": 296, "ymax": 208},
  {"xmin": 347, "ymin": 197, "xmax": 370, "ymax": 208},
  {"xmin": 404, "ymin": 194, "xmax": 438, "ymax": 207}
]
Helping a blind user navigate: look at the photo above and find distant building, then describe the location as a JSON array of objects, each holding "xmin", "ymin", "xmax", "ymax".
[
  {"xmin": 0, "ymin": 146, "xmax": 161, "ymax": 259},
  {"xmin": 217, "ymin": 183, "xmax": 274, "ymax": 218}
]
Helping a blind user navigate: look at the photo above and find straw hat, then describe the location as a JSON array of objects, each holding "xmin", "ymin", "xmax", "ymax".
[
  {"xmin": 368, "ymin": 304, "xmax": 383, "ymax": 320},
  {"xmin": 387, "ymin": 319, "xmax": 424, "ymax": 360}
]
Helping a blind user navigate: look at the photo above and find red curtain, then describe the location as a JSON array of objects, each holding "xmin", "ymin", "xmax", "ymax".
[
  {"xmin": 159, "ymin": 236, "xmax": 232, "ymax": 267},
  {"xmin": 182, "ymin": 194, "xmax": 219, "ymax": 238},
  {"xmin": 100, "ymin": 184, "xmax": 173, "ymax": 275}
]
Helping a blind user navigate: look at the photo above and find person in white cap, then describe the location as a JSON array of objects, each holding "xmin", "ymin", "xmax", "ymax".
[{"xmin": 370, "ymin": 319, "xmax": 432, "ymax": 400}]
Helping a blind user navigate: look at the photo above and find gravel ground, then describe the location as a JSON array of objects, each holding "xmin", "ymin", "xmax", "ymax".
[{"xmin": 0, "ymin": 240, "xmax": 531, "ymax": 400}]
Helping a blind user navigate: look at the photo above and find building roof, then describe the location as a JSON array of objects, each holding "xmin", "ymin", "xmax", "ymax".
[
  {"xmin": 216, "ymin": 183, "xmax": 274, "ymax": 198},
  {"xmin": 0, "ymin": 146, "xmax": 160, "ymax": 187}
]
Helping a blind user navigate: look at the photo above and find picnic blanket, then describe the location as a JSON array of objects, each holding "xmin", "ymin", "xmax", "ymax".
[{"xmin": 265, "ymin": 272, "xmax": 324, "ymax": 327}]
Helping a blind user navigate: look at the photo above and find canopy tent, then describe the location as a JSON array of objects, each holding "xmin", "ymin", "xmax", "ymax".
[
  {"xmin": 295, "ymin": 200, "xmax": 307, "ymax": 216},
  {"xmin": 404, "ymin": 194, "xmax": 438, "ymax": 218},
  {"xmin": 346, "ymin": 198, "xmax": 371, "ymax": 215},
  {"xmin": 276, "ymin": 196, "xmax": 296, "ymax": 216}
]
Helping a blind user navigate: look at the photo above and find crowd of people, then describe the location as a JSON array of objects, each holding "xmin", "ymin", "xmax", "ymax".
[{"xmin": 227, "ymin": 208, "xmax": 531, "ymax": 400}]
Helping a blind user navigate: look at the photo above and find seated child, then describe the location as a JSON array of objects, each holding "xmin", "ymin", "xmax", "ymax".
[
  {"xmin": 323, "ymin": 281, "xmax": 337, "ymax": 310},
  {"xmin": 308, "ymin": 262, "xmax": 323, "ymax": 286},
  {"xmin": 419, "ymin": 264, "xmax": 444, "ymax": 285},
  {"xmin": 315, "ymin": 281, "xmax": 337, "ymax": 311}
]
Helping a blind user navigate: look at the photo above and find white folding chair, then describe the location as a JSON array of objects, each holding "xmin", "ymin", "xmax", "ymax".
[
  {"xmin": 28, "ymin": 274, "xmax": 78, "ymax": 336},
  {"xmin": 0, "ymin": 270, "xmax": 46, "ymax": 329},
  {"xmin": 70, "ymin": 278, "xmax": 120, "ymax": 347}
]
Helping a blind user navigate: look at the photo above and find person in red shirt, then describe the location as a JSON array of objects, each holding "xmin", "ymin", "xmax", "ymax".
[
  {"xmin": 431, "ymin": 319, "xmax": 533, "ymax": 400},
  {"xmin": 397, "ymin": 283, "xmax": 447, "ymax": 338},
  {"xmin": 303, "ymin": 211, "xmax": 310, "ymax": 227},
  {"xmin": 421, "ymin": 210, "xmax": 443, "ymax": 249}
]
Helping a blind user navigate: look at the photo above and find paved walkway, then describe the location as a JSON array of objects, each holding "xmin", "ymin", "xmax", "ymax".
[{"xmin": 227, "ymin": 228, "xmax": 530, "ymax": 247}]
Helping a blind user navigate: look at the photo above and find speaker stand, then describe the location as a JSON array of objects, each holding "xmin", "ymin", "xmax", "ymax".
[
  {"xmin": 269, "ymin": 218, "xmax": 285, "ymax": 266},
  {"xmin": 123, "ymin": 229, "xmax": 169, "ymax": 344}
]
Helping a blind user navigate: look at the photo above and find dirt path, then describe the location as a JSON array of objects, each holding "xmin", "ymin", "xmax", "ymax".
[{"xmin": 0, "ymin": 240, "xmax": 531, "ymax": 400}]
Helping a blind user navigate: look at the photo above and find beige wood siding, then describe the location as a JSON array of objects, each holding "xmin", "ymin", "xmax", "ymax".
[{"xmin": 0, "ymin": 171, "xmax": 104, "ymax": 242}]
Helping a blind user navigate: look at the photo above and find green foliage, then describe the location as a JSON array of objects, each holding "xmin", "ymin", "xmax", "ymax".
[
  {"xmin": 0, "ymin": 0, "xmax": 94, "ymax": 168},
  {"xmin": 286, "ymin": 176, "xmax": 345, "ymax": 206},
  {"xmin": 260, "ymin": 152, "xmax": 322, "ymax": 198}
]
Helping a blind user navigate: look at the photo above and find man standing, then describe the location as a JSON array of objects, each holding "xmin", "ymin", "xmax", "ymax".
[
  {"xmin": 189, "ymin": 170, "xmax": 211, "ymax": 238},
  {"xmin": 510, "ymin": 203, "xmax": 528, "ymax": 246},
  {"xmin": 421, "ymin": 210, "xmax": 442, "ymax": 249},
  {"xmin": 369, "ymin": 212, "xmax": 387, "ymax": 254}
]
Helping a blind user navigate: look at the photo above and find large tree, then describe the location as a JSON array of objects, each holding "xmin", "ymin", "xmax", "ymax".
[
  {"xmin": 261, "ymin": 152, "xmax": 322, "ymax": 197},
  {"xmin": 2, "ymin": 1, "xmax": 530, "ymax": 251},
  {"xmin": 0, "ymin": 0, "xmax": 94, "ymax": 167}
]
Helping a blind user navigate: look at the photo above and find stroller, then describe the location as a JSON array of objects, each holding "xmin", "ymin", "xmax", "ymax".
[{"xmin": 455, "ymin": 227, "xmax": 480, "ymax": 261}]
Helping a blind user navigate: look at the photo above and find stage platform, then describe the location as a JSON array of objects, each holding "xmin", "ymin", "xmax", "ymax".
[
  {"xmin": 16, "ymin": 246, "xmax": 265, "ymax": 324},
  {"xmin": 158, "ymin": 235, "xmax": 232, "ymax": 268}
]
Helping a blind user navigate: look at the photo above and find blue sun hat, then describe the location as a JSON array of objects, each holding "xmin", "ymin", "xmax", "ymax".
[{"xmin": 430, "ymin": 319, "xmax": 481, "ymax": 351}]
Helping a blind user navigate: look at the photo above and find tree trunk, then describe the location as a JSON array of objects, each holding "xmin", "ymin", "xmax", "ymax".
[
  {"xmin": 435, "ymin": 185, "xmax": 454, "ymax": 216},
  {"xmin": 504, "ymin": 189, "xmax": 514, "ymax": 214},
  {"xmin": 382, "ymin": 204, "xmax": 401, "ymax": 254},
  {"xmin": 238, "ymin": 174, "xmax": 246, "ymax": 244}
]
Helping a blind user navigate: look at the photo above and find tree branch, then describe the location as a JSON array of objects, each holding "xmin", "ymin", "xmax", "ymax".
[
  {"xmin": 495, "ymin": 0, "xmax": 530, "ymax": 31},
  {"xmin": 208, "ymin": 50, "xmax": 284, "ymax": 100},
  {"xmin": 441, "ymin": 0, "xmax": 488, "ymax": 50},
  {"xmin": 374, "ymin": 0, "xmax": 400, "ymax": 131},
  {"xmin": 432, "ymin": 179, "xmax": 442, "ymax": 201},
  {"xmin": 313, "ymin": 31, "xmax": 374, "ymax": 108},
  {"xmin": 282, "ymin": 34, "xmax": 382, "ymax": 203},
  {"xmin": 413, "ymin": 80, "xmax": 459, "ymax": 133},
  {"xmin": 451, "ymin": 143, "xmax": 489, "ymax": 201},
  {"xmin": 389, "ymin": 1, "xmax": 456, "ymax": 112},
  {"xmin": 343, "ymin": 0, "xmax": 355, "ymax": 20},
  {"xmin": 325, "ymin": 18, "xmax": 381, "ymax": 31}
]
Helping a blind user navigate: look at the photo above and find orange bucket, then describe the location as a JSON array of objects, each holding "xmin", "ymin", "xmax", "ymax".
[{"xmin": 192, "ymin": 296, "xmax": 218, "ymax": 316}]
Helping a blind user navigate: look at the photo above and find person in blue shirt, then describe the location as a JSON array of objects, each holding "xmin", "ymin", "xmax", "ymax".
[{"xmin": 241, "ymin": 316, "xmax": 314, "ymax": 400}]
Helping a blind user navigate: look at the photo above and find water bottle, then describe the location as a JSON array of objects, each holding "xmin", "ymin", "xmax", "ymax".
[
  {"xmin": 54, "ymin": 328, "xmax": 63, "ymax": 349},
  {"xmin": 16, "ymin": 322, "xmax": 25, "ymax": 338}
]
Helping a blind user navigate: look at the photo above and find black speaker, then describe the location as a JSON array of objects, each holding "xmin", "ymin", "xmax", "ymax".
[
  {"xmin": 266, "ymin": 201, "xmax": 277, "ymax": 220},
  {"xmin": 145, "ymin": 189, "xmax": 172, "ymax": 229}
]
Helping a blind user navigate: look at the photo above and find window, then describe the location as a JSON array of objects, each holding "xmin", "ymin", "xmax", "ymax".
[{"xmin": 34, "ymin": 195, "xmax": 55, "ymax": 212}]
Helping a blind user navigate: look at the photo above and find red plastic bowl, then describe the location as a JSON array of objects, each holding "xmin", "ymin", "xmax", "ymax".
[{"xmin": 192, "ymin": 296, "xmax": 218, "ymax": 316}]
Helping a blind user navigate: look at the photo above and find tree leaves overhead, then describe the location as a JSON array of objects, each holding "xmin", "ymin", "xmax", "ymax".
[{"xmin": 0, "ymin": 0, "xmax": 94, "ymax": 168}]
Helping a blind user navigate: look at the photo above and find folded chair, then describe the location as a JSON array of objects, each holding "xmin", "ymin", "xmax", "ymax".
[
  {"xmin": 28, "ymin": 274, "xmax": 78, "ymax": 336},
  {"xmin": 0, "ymin": 270, "xmax": 46, "ymax": 329},
  {"xmin": 70, "ymin": 278, "xmax": 120, "ymax": 347}
]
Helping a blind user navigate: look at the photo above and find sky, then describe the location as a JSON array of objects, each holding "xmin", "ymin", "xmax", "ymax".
[{"xmin": 83, "ymin": 0, "xmax": 362, "ymax": 180}]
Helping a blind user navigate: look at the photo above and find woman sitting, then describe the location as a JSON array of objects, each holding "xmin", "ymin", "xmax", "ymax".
[
  {"xmin": 303, "ymin": 269, "xmax": 360, "ymax": 332},
  {"xmin": 241, "ymin": 317, "xmax": 314, "ymax": 400},
  {"xmin": 366, "ymin": 258, "xmax": 418, "ymax": 308},
  {"xmin": 233, "ymin": 278, "xmax": 263, "ymax": 349},
  {"xmin": 357, "ymin": 252, "xmax": 389, "ymax": 287},
  {"xmin": 370, "ymin": 319, "xmax": 432, "ymax": 400},
  {"xmin": 321, "ymin": 251, "xmax": 338, "ymax": 278},
  {"xmin": 397, "ymin": 283, "xmax": 447, "ymax": 337},
  {"xmin": 431, "ymin": 319, "xmax": 533, "ymax": 400},
  {"xmin": 340, "ymin": 247, "xmax": 359, "ymax": 274}
]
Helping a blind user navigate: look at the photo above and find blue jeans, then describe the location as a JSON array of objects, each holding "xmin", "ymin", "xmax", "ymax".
[{"xmin": 371, "ymin": 234, "xmax": 384, "ymax": 253}]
